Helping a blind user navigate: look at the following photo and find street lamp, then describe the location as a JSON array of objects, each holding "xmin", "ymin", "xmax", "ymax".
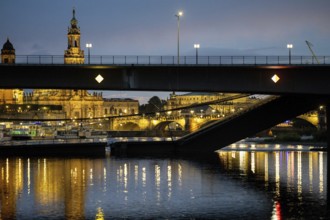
[
  {"xmin": 86, "ymin": 43, "xmax": 92, "ymax": 64},
  {"xmin": 287, "ymin": 44, "xmax": 293, "ymax": 64},
  {"xmin": 194, "ymin": 44, "xmax": 200, "ymax": 64},
  {"xmin": 175, "ymin": 11, "xmax": 183, "ymax": 64}
]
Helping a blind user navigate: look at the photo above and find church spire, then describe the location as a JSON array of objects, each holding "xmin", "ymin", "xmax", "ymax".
[
  {"xmin": 71, "ymin": 8, "xmax": 78, "ymax": 28},
  {"xmin": 64, "ymin": 8, "xmax": 84, "ymax": 64}
]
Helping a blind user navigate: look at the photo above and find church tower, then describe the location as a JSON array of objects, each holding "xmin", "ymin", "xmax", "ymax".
[{"xmin": 64, "ymin": 8, "xmax": 84, "ymax": 64}]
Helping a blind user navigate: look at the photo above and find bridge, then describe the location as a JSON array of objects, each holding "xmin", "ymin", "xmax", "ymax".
[
  {"xmin": 1, "ymin": 55, "xmax": 330, "ymax": 96},
  {"xmin": 1, "ymin": 55, "xmax": 330, "ymax": 152}
]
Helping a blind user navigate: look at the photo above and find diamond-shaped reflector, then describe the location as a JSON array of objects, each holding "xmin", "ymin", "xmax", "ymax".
[
  {"xmin": 95, "ymin": 74, "xmax": 104, "ymax": 83},
  {"xmin": 271, "ymin": 74, "xmax": 280, "ymax": 83}
]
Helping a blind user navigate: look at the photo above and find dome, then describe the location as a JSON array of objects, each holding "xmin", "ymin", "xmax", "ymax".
[{"xmin": 2, "ymin": 38, "xmax": 14, "ymax": 50}]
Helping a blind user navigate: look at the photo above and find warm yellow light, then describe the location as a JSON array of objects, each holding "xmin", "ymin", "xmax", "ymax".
[
  {"xmin": 271, "ymin": 74, "xmax": 280, "ymax": 83},
  {"xmin": 194, "ymin": 44, "xmax": 200, "ymax": 49},
  {"xmin": 178, "ymin": 11, "xmax": 183, "ymax": 16},
  {"xmin": 95, "ymin": 74, "xmax": 104, "ymax": 83},
  {"xmin": 287, "ymin": 44, "xmax": 293, "ymax": 49}
]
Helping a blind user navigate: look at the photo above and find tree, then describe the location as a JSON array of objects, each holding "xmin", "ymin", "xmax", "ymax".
[{"xmin": 139, "ymin": 96, "xmax": 167, "ymax": 114}]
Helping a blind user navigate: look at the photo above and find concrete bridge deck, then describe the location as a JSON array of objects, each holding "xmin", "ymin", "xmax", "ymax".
[{"xmin": 1, "ymin": 64, "xmax": 330, "ymax": 96}]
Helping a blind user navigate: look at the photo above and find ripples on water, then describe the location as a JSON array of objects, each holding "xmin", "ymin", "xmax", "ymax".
[{"xmin": 0, "ymin": 143, "xmax": 328, "ymax": 219}]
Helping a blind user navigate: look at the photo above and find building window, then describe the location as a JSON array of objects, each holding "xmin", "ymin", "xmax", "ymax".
[{"xmin": 74, "ymin": 112, "xmax": 79, "ymax": 118}]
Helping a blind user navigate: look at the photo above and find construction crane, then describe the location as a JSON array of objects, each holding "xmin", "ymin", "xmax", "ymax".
[{"xmin": 305, "ymin": 40, "xmax": 320, "ymax": 64}]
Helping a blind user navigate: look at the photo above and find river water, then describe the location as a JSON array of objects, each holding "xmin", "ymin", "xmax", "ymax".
[{"xmin": 0, "ymin": 143, "xmax": 328, "ymax": 219}]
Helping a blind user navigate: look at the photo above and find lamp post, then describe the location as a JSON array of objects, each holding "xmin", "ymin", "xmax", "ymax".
[
  {"xmin": 194, "ymin": 44, "xmax": 200, "ymax": 64},
  {"xmin": 287, "ymin": 44, "xmax": 293, "ymax": 64},
  {"xmin": 86, "ymin": 43, "xmax": 92, "ymax": 64},
  {"xmin": 175, "ymin": 11, "xmax": 183, "ymax": 64}
]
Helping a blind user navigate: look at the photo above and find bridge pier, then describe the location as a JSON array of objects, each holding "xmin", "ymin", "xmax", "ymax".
[{"xmin": 109, "ymin": 118, "xmax": 114, "ymax": 130}]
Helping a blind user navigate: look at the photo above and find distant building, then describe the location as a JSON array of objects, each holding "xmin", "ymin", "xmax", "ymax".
[
  {"xmin": 1, "ymin": 38, "xmax": 15, "ymax": 64},
  {"xmin": 165, "ymin": 92, "xmax": 259, "ymax": 116},
  {"xmin": 103, "ymin": 98, "xmax": 139, "ymax": 116}
]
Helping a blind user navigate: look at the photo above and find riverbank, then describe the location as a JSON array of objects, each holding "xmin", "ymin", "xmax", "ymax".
[{"xmin": 0, "ymin": 138, "xmax": 107, "ymax": 157}]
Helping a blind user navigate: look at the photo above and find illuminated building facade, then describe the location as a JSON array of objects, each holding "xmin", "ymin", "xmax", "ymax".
[
  {"xmin": 165, "ymin": 92, "xmax": 258, "ymax": 116},
  {"xmin": 103, "ymin": 98, "xmax": 139, "ymax": 116},
  {"xmin": 1, "ymin": 38, "xmax": 15, "ymax": 64}
]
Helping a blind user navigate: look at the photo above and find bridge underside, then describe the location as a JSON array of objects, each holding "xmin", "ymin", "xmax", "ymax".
[{"xmin": 111, "ymin": 95, "xmax": 328, "ymax": 156}]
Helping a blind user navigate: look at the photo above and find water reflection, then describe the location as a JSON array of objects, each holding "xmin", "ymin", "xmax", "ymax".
[
  {"xmin": 218, "ymin": 150, "xmax": 326, "ymax": 195},
  {"xmin": 0, "ymin": 145, "xmax": 327, "ymax": 219},
  {"xmin": 218, "ymin": 148, "xmax": 327, "ymax": 219}
]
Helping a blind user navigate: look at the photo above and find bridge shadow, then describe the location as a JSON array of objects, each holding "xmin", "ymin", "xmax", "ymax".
[{"xmin": 110, "ymin": 95, "xmax": 327, "ymax": 156}]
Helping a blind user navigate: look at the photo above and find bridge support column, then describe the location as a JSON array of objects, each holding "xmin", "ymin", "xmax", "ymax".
[
  {"xmin": 184, "ymin": 116, "xmax": 190, "ymax": 131},
  {"xmin": 109, "ymin": 118, "xmax": 114, "ymax": 130}
]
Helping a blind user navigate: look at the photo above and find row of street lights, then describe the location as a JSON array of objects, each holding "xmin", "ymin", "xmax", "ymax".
[
  {"xmin": 175, "ymin": 10, "xmax": 293, "ymax": 65},
  {"xmin": 84, "ymin": 10, "xmax": 201, "ymax": 65},
  {"xmin": 85, "ymin": 11, "xmax": 293, "ymax": 65}
]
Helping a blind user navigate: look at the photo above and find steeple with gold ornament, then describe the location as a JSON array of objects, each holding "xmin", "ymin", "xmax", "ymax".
[{"xmin": 64, "ymin": 8, "xmax": 84, "ymax": 64}]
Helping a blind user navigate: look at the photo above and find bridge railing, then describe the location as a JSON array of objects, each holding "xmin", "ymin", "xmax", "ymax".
[{"xmin": 10, "ymin": 55, "xmax": 330, "ymax": 65}]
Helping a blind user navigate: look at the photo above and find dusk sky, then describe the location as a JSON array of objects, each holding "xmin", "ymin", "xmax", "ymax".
[{"xmin": 1, "ymin": 0, "xmax": 330, "ymax": 103}]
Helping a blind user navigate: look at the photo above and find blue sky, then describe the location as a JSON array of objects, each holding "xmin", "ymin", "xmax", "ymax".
[{"xmin": 1, "ymin": 0, "xmax": 330, "ymax": 103}]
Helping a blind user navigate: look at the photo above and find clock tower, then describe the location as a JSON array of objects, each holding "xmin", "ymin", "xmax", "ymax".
[{"xmin": 64, "ymin": 8, "xmax": 84, "ymax": 64}]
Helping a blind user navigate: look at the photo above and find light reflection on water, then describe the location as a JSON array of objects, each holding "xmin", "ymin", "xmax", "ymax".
[{"xmin": 0, "ymin": 143, "xmax": 328, "ymax": 219}]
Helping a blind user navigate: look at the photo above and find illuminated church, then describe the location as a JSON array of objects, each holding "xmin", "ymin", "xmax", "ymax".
[
  {"xmin": 26, "ymin": 9, "xmax": 103, "ymax": 119},
  {"xmin": 0, "ymin": 9, "xmax": 139, "ymax": 120}
]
